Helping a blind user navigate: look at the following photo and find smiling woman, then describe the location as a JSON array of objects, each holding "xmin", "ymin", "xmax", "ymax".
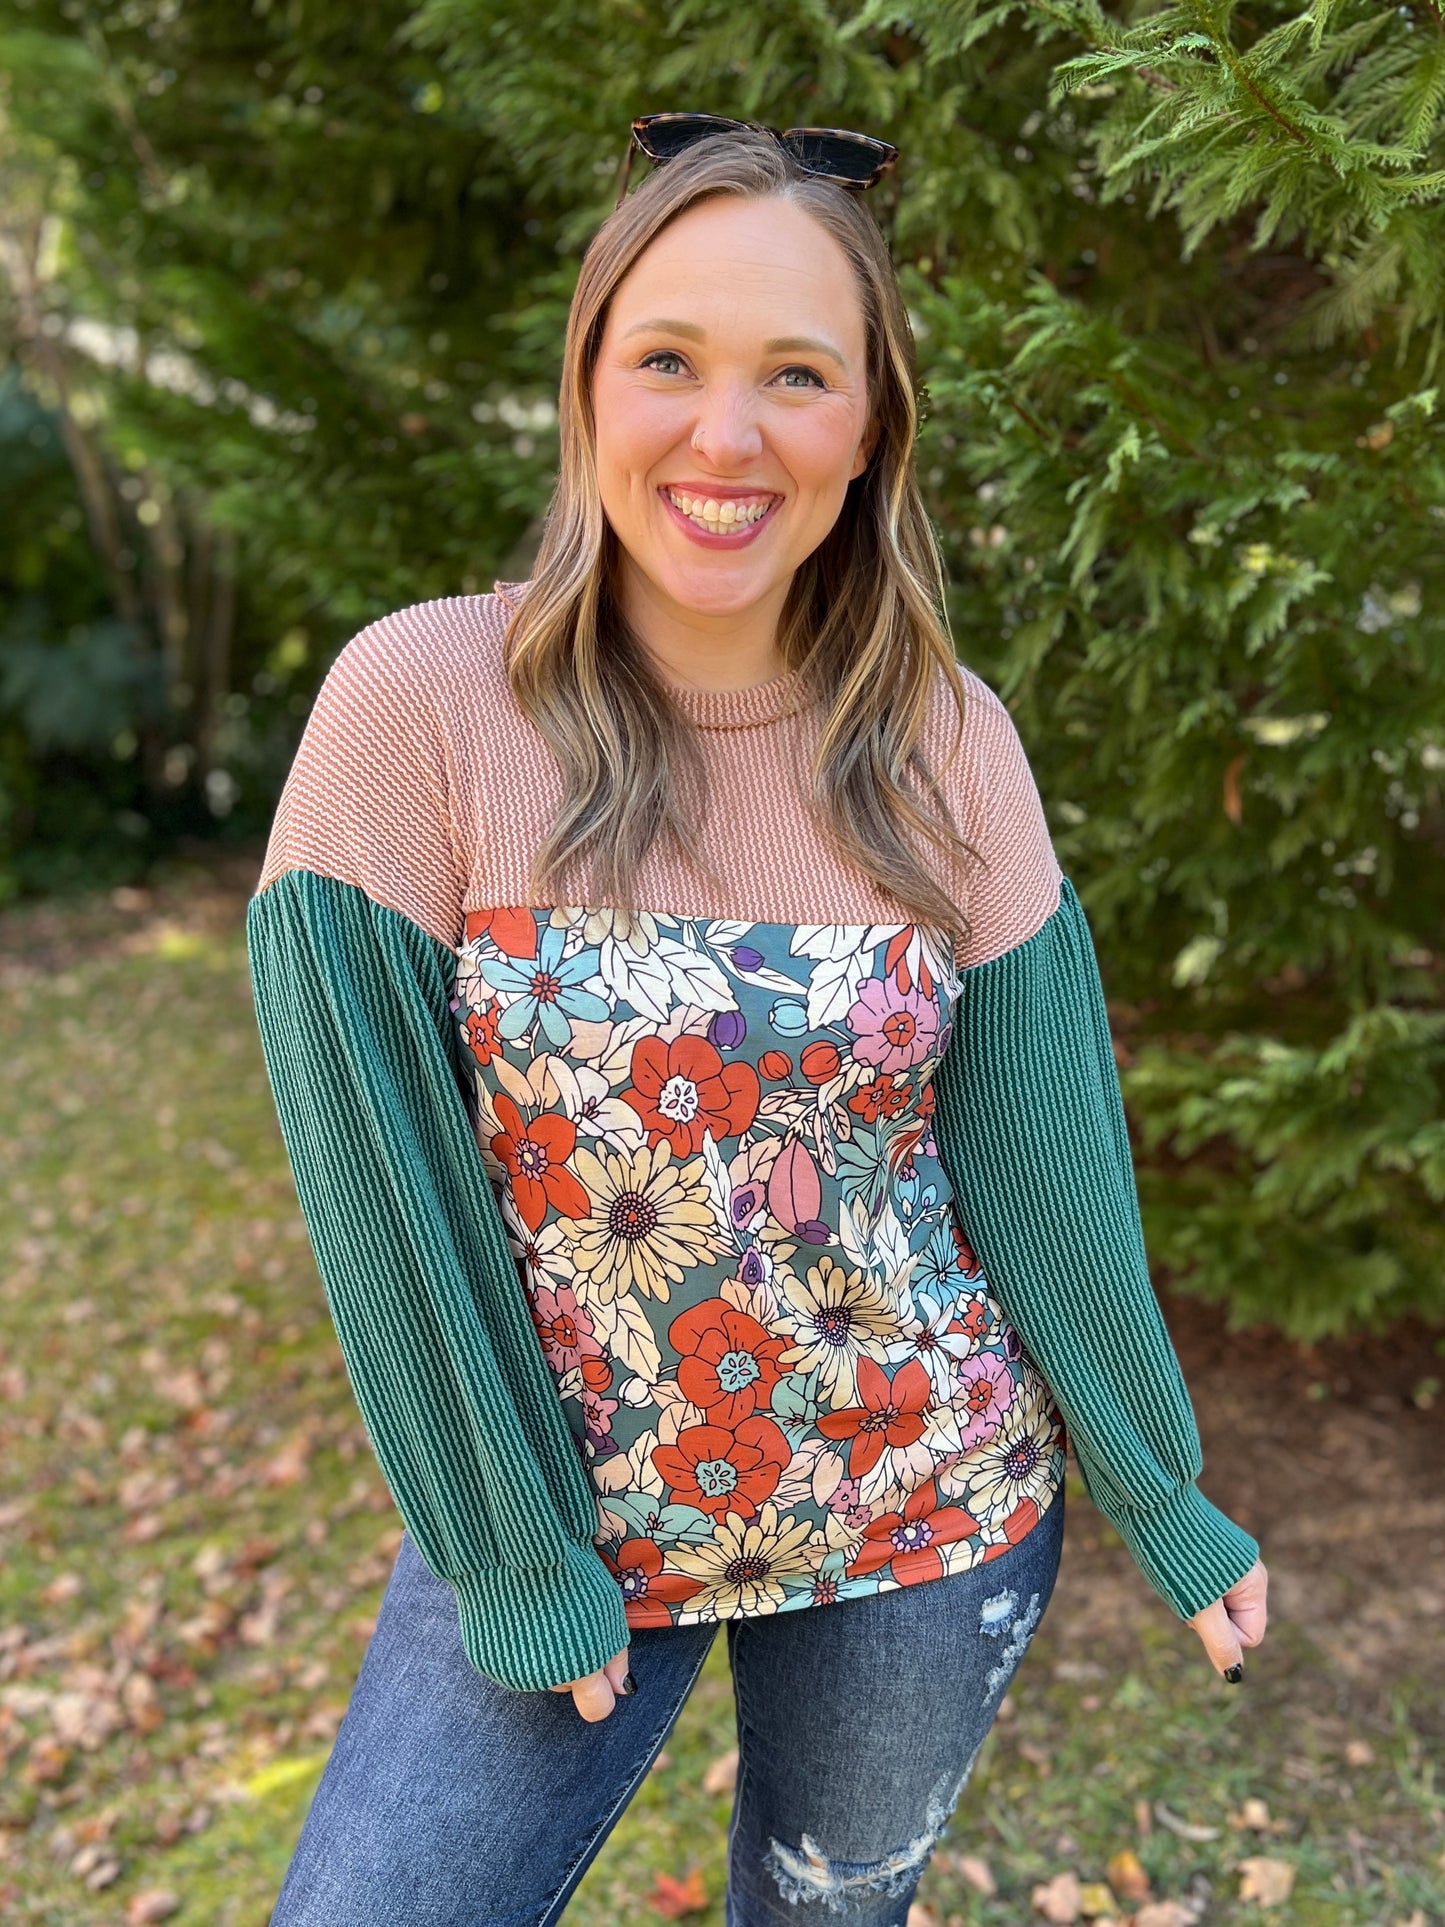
[
  {"xmin": 593, "ymin": 203, "xmax": 874, "ymax": 616},
  {"xmin": 246, "ymin": 124, "xmax": 1266, "ymax": 1927}
]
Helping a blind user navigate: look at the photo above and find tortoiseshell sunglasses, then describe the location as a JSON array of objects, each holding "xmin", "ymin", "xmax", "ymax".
[{"xmin": 614, "ymin": 112, "xmax": 899, "ymax": 210}]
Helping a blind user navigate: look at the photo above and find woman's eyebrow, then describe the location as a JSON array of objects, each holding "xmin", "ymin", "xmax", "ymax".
[
  {"xmin": 619, "ymin": 319, "xmax": 847, "ymax": 368},
  {"xmin": 621, "ymin": 317, "xmax": 706, "ymax": 341},
  {"xmin": 764, "ymin": 334, "xmax": 847, "ymax": 368}
]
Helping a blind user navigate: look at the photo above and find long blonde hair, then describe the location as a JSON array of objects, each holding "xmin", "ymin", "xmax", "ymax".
[{"xmin": 503, "ymin": 128, "xmax": 974, "ymax": 945}]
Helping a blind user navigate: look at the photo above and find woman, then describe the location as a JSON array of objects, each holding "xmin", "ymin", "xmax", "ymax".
[{"xmin": 249, "ymin": 121, "xmax": 1267, "ymax": 1927}]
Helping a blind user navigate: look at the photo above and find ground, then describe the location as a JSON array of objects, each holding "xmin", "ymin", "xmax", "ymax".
[{"xmin": 1, "ymin": 856, "xmax": 1441, "ymax": 1927}]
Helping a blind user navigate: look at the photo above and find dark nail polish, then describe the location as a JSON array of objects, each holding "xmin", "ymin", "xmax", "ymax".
[
  {"xmin": 621, "ymin": 1671, "xmax": 638, "ymax": 1695},
  {"xmin": 1224, "ymin": 1662, "xmax": 1244, "ymax": 1684}
]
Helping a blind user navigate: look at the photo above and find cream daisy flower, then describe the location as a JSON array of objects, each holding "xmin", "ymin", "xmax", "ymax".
[
  {"xmin": 668, "ymin": 1506, "xmax": 822, "ymax": 1619},
  {"xmin": 952, "ymin": 1378, "xmax": 1063, "ymax": 1518},
  {"xmin": 775, "ymin": 1254, "xmax": 901, "ymax": 1407},
  {"xmin": 563, "ymin": 1139, "xmax": 722, "ymax": 1303}
]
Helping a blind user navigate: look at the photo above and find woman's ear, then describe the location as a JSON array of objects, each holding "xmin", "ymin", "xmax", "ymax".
[{"xmin": 849, "ymin": 418, "xmax": 881, "ymax": 480}]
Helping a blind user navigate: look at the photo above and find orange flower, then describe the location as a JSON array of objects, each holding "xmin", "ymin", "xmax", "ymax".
[
  {"xmin": 815, "ymin": 1357, "xmax": 932, "ymax": 1480},
  {"xmin": 846, "ymin": 1076, "xmax": 911, "ymax": 1123},
  {"xmin": 652, "ymin": 1415, "xmax": 791, "ymax": 1521},
  {"xmin": 668, "ymin": 1297, "xmax": 788, "ymax": 1428},
  {"xmin": 489, "ymin": 1092, "xmax": 589, "ymax": 1232},
  {"xmin": 800, "ymin": 1040, "xmax": 841, "ymax": 1084},
  {"xmin": 847, "ymin": 1478, "xmax": 978, "ymax": 1584},
  {"xmin": 622, "ymin": 1033, "xmax": 760, "ymax": 1156},
  {"xmin": 464, "ymin": 1005, "xmax": 502, "ymax": 1066},
  {"xmin": 604, "ymin": 1537, "xmax": 703, "ymax": 1627},
  {"xmin": 463, "ymin": 904, "xmax": 538, "ymax": 957}
]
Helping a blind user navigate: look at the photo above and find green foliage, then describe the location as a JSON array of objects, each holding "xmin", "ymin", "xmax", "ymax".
[{"xmin": 0, "ymin": 0, "xmax": 1440, "ymax": 1336}]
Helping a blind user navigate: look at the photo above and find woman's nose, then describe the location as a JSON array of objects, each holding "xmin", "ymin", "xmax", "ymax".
[{"xmin": 689, "ymin": 382, "xmax": 764, "ymax": 467}]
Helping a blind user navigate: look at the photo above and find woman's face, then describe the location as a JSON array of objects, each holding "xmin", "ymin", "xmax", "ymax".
[{"xmin": 591, "ymin": 193, "xmax": 876, "ymax": 628}]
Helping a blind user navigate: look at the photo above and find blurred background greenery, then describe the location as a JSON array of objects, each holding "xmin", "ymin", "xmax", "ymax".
[
  {"xmin": 2, "ymin": 9, "xmax": 1443, "ymax": 1926},
  {"xmin": 0, "ymin": 0, "xmax": 1440, "ymax": 1348}
]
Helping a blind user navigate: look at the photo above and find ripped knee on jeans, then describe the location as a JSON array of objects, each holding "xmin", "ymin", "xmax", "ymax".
[
  {"xmin": 762, "ymin": 1762, "xmax": 978, "ymax": 1913},
  {"xmin": 979, "ymin": 1586, "xmax": 1042, "ymax": 1702}
]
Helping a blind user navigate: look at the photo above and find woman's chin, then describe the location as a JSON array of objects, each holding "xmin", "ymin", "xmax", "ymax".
[{"xmin": 646, "ymin": 559, "xmax": 782, "ymax": 622}]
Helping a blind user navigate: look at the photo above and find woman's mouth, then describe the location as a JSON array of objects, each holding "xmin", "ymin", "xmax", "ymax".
[{"xmin": 660, "ymin": 486, "xmax": 781, "ymax": 547}]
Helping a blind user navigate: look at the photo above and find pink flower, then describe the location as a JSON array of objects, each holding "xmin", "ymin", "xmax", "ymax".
[
  {"xmin": 956, "ymin": 1351, "xmax": 1015, "ymax": 1449},
  {"xmin": 847, "ymin": 977, "xmax": 939, "ymax": 1074},
  {"xmin": 825, "ymin": 1475, "xmax": 871, "ymax": 1530},
  {"xmin": 530, "ymin": 1284, "xmax": 597, "ymax": 1375}
]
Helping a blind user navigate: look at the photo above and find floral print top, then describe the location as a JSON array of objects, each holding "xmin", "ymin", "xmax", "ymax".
[{"xmin": 452, "ymin": 906, "xmax": 1065, "ymax": 1626}]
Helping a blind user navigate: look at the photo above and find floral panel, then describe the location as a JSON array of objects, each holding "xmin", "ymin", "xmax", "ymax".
[{"xmin": 452, "ymin": 906, "xmax": 1065, "ymax": 1626}]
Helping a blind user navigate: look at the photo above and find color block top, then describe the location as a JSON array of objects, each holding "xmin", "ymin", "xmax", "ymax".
[
  {"xmin": 247, "ymin": 586, "xmax": 1258, "ymax": 1690},
  {"xmin": 256, "ymin": 583, "xmax": 1062, "ymax": 962}
]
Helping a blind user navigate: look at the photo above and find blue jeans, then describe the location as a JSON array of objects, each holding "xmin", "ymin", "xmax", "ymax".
[{"xmin": 271, "ymin": 1491, "xmax": 1063, "ymax": 1927}]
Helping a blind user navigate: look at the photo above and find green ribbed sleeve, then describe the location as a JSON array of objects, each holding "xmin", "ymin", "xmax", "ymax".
[
  {"xmin": 246, "ymin": 867, "xmax": 629, "ymax": 1690},
  {"xmin": 931, "ymin": 878, "xmax": 1259, "ymax": 1620}
]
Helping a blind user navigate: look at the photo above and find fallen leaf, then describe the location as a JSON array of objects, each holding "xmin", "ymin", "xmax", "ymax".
[
  {"xmin": 1344, "ymin": 1739, "xmax": 1375, "ymax": 1767},
  {"xmin": 1079, "ymin": 1883, "xmax": 1118, "ymax": 1918},
  {"xmin": 1032, "ymin": 1871, "xmax": 1081, "ymax": 1923},
  {"xmin": 1018, "ymin": 1739, "xmax": 1053, "ymax": 1775},
  {"xmin": 69, "ymin": 1841, "xmax": 123, "ymax": 1889},
  {"xmin": 647, "ymin": 1868, "xmax": 709, "ymax": 1917},
  {"xmin": 1238, "ymin": 1856, "xmax": 1295, "ymax": 1907},
  {"xmin": 1230, "ymin": 1797, "xmax": 1282, "ymax": 1833},
  {"xmin": 956, "ymin": 1854, "xmax": 996, "ymax": 1896},
  {"xmin": 906, "ymin": 1907, "xmax": 942, "ymax": 1927},
  {"xmin": 649, "ymin": 1749, "xmax": 673, "ymax": 1774},
  {"xmin": 260, "ymin": 1433, "xmax": 312, "ymax": 1487},
  {"xmin": 1153, "ymin": 1802, "xmax": 1220, "ymax": 1843},
  {"xmin": 21, "ymin": 1737, "xmax": 70, "ymax": 1785},
  {"xmin": 41, "ymin": 1572, "xmax": 84, "ymax": 1605},
  {"xmin": 1136, "ymin": 1904, "xmax": 1200, "ymax": 1927},
  {"xmin": 702, "ymin": 1747, "xmax": 738, "ymax": 1796},
  {"xmin": 127, "ymin": 1892, "xmax": 181, "ymax": 1924},
  {"xmin": 1107, "ymin": 1849, "xmax": 1151, "ymax": 1903},
  {"xmin": 122, "ymin": 1672, "xmax": 165, "ymax": 1734},
  {"xmin": 1394, "ymin": 1913, "xmax": 1426, "ymax": 1927}
]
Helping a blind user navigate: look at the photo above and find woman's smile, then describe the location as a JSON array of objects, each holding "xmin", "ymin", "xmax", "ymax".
[{"xmin": 659, "ymin": 484, "xmax": 782, "ymax": 546}]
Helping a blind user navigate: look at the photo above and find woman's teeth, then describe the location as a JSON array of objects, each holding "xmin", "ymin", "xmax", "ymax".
[{"xmin": 666, "ymin": 490, "xmax": 773, "ymax": 532}]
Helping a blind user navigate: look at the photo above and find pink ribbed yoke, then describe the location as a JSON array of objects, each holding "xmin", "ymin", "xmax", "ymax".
[{"xmin": 257, "ymin": 585, "xmax": 1062, "ymax": 967}]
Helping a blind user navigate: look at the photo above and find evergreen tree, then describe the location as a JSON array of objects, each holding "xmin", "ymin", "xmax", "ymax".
[{"xmin": 0, "ymin": 0, "xmax": 1440, "ymax": 1336}]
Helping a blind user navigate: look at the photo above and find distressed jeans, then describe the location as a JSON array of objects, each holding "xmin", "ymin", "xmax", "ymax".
[{"xmin": 270, "ymin": 1489, "xmax": 1063, "ymax": 1927}]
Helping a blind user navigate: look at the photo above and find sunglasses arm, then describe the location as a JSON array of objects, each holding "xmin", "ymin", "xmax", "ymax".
[{"xmin": 613, "ymin": 139, "xmax": 638, "ymax": 212}]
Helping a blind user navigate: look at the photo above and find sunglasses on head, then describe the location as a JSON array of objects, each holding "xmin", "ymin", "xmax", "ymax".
[{"xmin": 614, "ymin": 113, "xmax": 899, "ymax": 210}]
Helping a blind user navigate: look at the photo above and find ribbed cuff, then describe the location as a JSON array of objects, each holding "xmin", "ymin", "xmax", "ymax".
[
  {"xmin": 448, "ymin": 1542, "xmax": 631, "ymax": 1691},
  {"xmin": 1112, "ymin": 1482, "xmax": 1260, "ymax": 1620}
]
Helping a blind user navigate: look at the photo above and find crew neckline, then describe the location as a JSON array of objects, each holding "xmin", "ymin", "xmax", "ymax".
[
  {"xmin": 660, "ymin": 666, "xmax": 812, "ymax": 731},
  {"xmin": 490, "ymin": 579, "xmax": 813, "ymax": 731}
]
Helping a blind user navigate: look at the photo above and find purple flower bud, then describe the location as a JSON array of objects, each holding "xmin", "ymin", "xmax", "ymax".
[
  {"xmin": 731, "ymin": 1183, "xmax": 764, "ymax": 1227},
  {"xmin": 708, "ymin": 1007, "xmax": 747, "ymax": 1051},
  {"xmin": 737, "ymin": 1247, "xmax": 765, "ymax": 1287},
  {"xmin": 733, "ymin": 945, "xmax": 763, "ymax": 972},
  {"xmin": 797, "ymin": 1219, "xmax": 831, "ymax": 1245}
]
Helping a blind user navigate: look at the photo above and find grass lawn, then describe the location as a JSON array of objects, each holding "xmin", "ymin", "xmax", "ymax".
[{"xmin": 1, "ymin": 861, "xmax": 1441, "ymax": 1926}]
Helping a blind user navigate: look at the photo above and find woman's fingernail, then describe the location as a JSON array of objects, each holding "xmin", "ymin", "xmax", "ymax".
[
  {"xmin": 1224, "ymin": 1662, "xmax": 1244, "ymax": 1684},
  {"xmin": 621, "ymin": 1671, "xmax": 638, "ymax": 1695}
]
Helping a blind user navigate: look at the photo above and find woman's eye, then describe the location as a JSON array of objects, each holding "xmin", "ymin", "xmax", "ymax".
[
  {"xmin": 776, "ymin": 365, "xmax": 826, "ymax": 390},
  {"xmin": 640, "ymin": 350, "xmax": 688, "ymax": 375}
]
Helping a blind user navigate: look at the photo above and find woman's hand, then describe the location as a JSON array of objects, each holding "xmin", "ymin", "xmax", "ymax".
[
  {"xmin": 1187, "ymin": 1559, "xmax": 1269, "ymax": 1679},
  {"xmin": 548, "ymin": 1646, "xmax": 635, "ymax": 1721}
]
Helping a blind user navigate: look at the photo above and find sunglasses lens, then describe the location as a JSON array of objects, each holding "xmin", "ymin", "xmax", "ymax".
[
  {"xmin": 637, "ymin": 113, "xmax": 747, "ymax": 160},
  {"xmin": 784, "ymin": 131, "xmax": 893, "ymax": 183}
]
